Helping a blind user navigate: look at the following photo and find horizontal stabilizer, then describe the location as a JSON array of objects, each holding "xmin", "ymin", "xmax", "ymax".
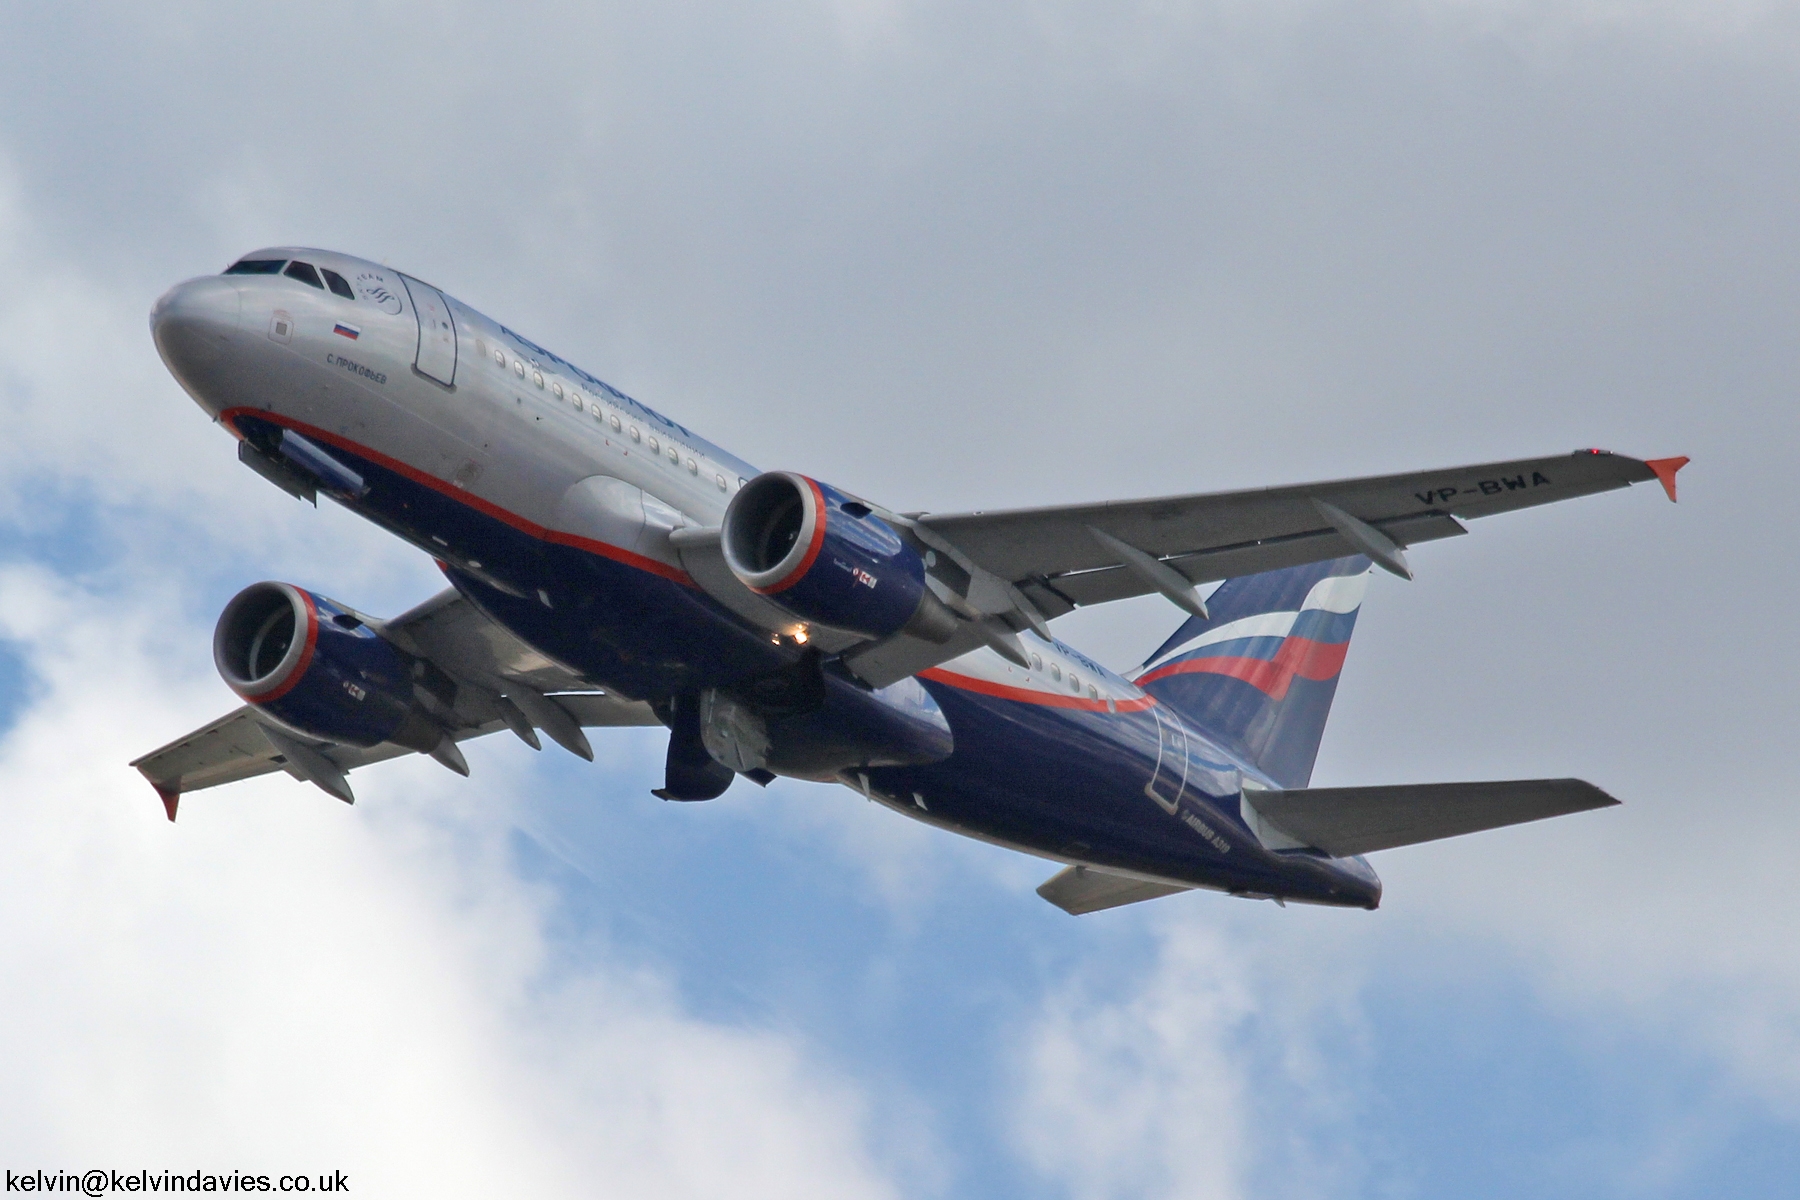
[
  {"xmin": 1037, "ymin": 864, "xmax": 1192, "ymax": 915},
  {"xmin": 1242, "ymin": 777, "xmax": 1618, "ymax": 857}
]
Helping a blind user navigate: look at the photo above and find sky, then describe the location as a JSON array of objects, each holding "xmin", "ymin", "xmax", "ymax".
[{"xmin": 1, "ymin": 0, "xmax": 1798, "ymax": 1195}]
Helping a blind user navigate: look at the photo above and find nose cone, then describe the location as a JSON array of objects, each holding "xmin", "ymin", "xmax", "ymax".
[{"xmin": 151, "ymin": 276, "xmax": 242, "ymax": 396}]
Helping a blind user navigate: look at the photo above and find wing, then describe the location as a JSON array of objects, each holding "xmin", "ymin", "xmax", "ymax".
[
  {"xmin": 811, "ymin": 449, "xmax": 1684, "ymax": 686},
  {"xmin": 129, "ymin": 706, "xmax": 467, "ymax": 816},
  {"xmin": 667, "ymin": 450, "xmax": 1682, "ymax": 688},
  {"xmin": 919, "ymin": 450, "xmax": 1686, "ymax": 618},
  {"xmin": 132, "ymin": 590, "xmax": 659, "ymax": 819}
]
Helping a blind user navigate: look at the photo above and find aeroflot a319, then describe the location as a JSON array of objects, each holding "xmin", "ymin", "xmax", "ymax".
[{"xmin": 136, "ymin": 249, "xmax": 1686, "ymax": 914}]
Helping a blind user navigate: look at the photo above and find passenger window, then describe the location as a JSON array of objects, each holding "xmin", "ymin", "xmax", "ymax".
[
  {"xmin": 514, "ymin": 360, "xmax": 525, "ymax": 378},
  {"xmin": 320, "ymin": 268, "xmax": 355, "ymax": 299},
  {"xmin": 225, "ymin": 258, "xmax": 285, "ymax": 275},
  {"xmin": 648, "ymin": 435, "xmax": 660, "ymax": 453},
  {"xmin": 630, "ymin": 426, "xmax": 641, "ymax": 442},
  {"xmin": 687, "ymin": 457, "xmax": 698, "ymax": 474},
  {"xmin": 610, "ymin": 415, "xmax": 622, "ymax": 432},
  {"xmin": 716, "ymin": 473, "xmax": 727, "ymax": 490},
  {"xmin": 284, "ymin": 261, "xmax": 325, "ymax": 289},
  {"xmin": 494, "ymin": 349, "xmax": 506, "ymax": 366},
  {"xmin": 1050, "ymin": 664, "xmax": 1061, "ymax": 681},
  {"xmin": 1030, "ymin": 654, "xmax": 1042, "ymax": 670},
  {"xmin": 668, "ymin": 445, "xmax": 680, "ymax": 464}
]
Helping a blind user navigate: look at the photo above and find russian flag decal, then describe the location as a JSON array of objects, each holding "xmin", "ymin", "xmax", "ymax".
[{"xmin": 333, "ymin": 323, "xmax": 361, "ymax": 340}]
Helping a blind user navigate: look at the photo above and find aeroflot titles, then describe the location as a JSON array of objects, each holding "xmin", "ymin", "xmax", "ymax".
[{"xmin": 494, "ymin": 323, "xmax": 691, "ymax": 438}]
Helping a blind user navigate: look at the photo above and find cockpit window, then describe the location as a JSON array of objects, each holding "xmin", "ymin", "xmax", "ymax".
[
  {"xmin": 284, "ymin": 261, "xmax": 325, "ymax": 289},
  {"xmin": 224, "ymin": 258, "xmax": 286, "ymax": 275},
  {"xmin": 320, "ymin": 267, "xmax": 355, "ymax": 300}
]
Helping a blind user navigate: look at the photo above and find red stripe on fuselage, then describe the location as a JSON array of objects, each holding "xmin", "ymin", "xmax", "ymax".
[
  {"xmin": 1135, "ymin": 636, "xmax": 1348, "ymax": 700},
  {"xmin": 220, "ymin": 408, "xmax": 695, "ymax": 586},
  {"xmin": 919, "ymin": 667, "xmax": 1155, "ymax": 713}
]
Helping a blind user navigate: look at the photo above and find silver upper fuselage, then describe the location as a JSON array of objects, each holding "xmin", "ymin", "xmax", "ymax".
[
  {"xmin": 147, "ymin": 246, "xmax": 1157, "ymax": 722},
  {"xmin": 151, "ymin": 247, "xmax": 760, "ymax": 572}
]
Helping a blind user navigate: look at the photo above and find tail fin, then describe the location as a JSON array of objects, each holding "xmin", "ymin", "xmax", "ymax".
[{"xmin": 1132, "ymin": 556, "xmax": 1371, "ymax": 788}]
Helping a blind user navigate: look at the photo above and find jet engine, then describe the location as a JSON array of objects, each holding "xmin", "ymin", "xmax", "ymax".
[
  {"xmin": 213, "ymin": 581, "xmax": 446, "ymax": 752},
  {"xmin": 721, "ymin": 472, "xmax": 958, "ymax": 643}
]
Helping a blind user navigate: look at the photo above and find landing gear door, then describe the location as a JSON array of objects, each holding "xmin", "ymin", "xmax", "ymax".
[
  {"xmin": 402, "ymin": 276, "xmax": 458, "ymax": 386},
  {"xmin": 1145, "ymin": 704, "xmax": 1188, "ymax": 814}
]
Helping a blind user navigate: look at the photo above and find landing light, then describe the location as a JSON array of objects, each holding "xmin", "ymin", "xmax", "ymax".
[{"xmin": 793, "ymin": 627, "xmax": 810, "ymax": 645}]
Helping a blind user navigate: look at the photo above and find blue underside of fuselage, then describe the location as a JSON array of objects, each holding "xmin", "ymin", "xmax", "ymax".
[
  {"xmin": 232, "ymin": 412, "xmax": 1380, "ymax": 908},
  {"xmin": 872, "ymin": 687, "xmax": 1379, "ymax": 907}
]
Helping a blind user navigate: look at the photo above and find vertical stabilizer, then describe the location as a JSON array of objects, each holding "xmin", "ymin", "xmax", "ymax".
[{"xmin": 1132, "ymin": 556, "xmax": 1370, "ymax": 788}]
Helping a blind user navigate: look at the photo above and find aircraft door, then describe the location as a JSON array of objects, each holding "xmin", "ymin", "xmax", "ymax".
[
  {"xmin": 402, "ymin": 276, "xmax": 458, "ymax": 386},
  {"xmin": 1144, "ymin": 703, "xmax": 1188, "ymax": 814}
]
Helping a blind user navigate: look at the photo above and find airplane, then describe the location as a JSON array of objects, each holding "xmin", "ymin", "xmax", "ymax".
[{"xmin": 134, "ymin": 248, "xmax": 1687, "ymax": 914}]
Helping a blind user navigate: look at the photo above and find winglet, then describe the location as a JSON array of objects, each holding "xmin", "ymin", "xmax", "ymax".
[
  {"xmin": 137, "ymin": 763, "xmax": 180, "ymax": 821},
  {"xmin": 1645, "ymin": 456, "xmax": 1689, "ymax": 503}
]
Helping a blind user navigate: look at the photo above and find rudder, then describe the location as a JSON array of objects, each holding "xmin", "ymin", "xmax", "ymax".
[{"xmin": 1132, "ymin": 556, "xmax": 1371, "ymax": 788}]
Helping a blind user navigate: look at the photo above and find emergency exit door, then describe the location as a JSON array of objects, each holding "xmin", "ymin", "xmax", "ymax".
[
  {"xmin": 1145, "ymin": 704, "xmax": 1189, "ymax": 814},
  {"xmin": 402, "ymin": 276, "xmax": 457, "ymax": 386}
]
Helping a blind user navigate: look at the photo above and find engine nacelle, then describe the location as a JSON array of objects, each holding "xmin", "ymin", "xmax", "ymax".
[
  {"xmin": 721, "ymin": 472, "xmax": 958, "ymax": 643},
  {"xmin": 213, "ymin": 582, "xmax": 442, "ymax": 751}
]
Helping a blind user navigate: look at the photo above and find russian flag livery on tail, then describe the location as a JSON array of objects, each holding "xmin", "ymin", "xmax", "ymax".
[
  {"xmin": 1136, "ymin": 557, "xmax": 1368, "ymax": 789},
  {"xmin": 135, "ymin": 246, "xmax": 1687, "ymax": 915}
]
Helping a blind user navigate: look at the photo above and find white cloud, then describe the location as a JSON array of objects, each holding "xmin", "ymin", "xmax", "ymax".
[
  {"xmin": 1008, "ymin": 801, "xmax": 1800, "ymax": 1196},
  {"xmin": 1011, "ymin": 919, "xmax": 1257, "ymax": 1200},
  {"xmin": 1377, "ymin": 801, "xmax": 1800, "ymax": 1118},
  {"xmin": 0, "ymin": 563, "xmax": 903, "ymax": 1197},
  {"xmin": 1010, "ymin": 904, "xmax": 1382, "ymax": 1200}
]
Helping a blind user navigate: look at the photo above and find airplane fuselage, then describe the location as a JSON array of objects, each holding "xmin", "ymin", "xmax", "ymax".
[{"xmin": 151, "ymin": 248, "xmax": 1383, "ymax": 909}]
